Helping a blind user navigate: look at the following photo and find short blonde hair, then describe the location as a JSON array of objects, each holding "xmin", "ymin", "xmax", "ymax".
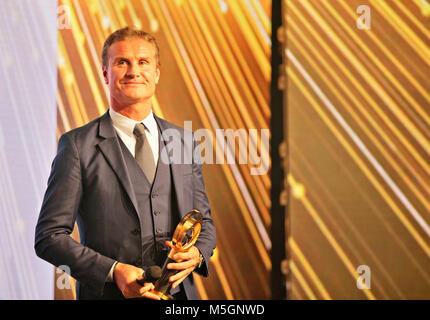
[{"xmin": 101, "ymin": 27, "xmax": 160, "ymax": 67}]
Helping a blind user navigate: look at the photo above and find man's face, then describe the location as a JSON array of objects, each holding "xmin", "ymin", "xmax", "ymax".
[{"xmin": 103, "ymin": 38, "xmax": 160, "ymax": 107}]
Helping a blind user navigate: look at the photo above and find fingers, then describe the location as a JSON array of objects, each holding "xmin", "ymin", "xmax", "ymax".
[
  {"xmin": 125, "ymin": 283, "xmax": 160, "ymax": 300},
  {"xmin": 114, "ymin": 263, "xmax": 163, "ymax": 300},
  {"xmin": 161, "ymin": 244, "xmax": 201, "ymax": 290},
  {"xmin": 135, "ymin": 271, "xmax": 146, "ymax": 286},
  {"xmin": 125, "ymin": 281, "xmax": 147, "ymax": 298},
  {"xmin": 138, "ymin": 282, "xmax": 155, "ymax": 295},
  {"xmin": 142, "ymin": 291, "xmax": 161, "ymax": 300},
  {"xmin": 167, "ymin": 259, "xmax": 197, "ymax": 270},
  {"xmin": 169, "ymin": 246, "xmax": 199, "ymax": 263},
  {"xmin": 165, "ymin": 240, "xmax": 174, "ymax": 249},
  {"xmin": 139, "ymin": 284, "xmax": 160, "ymax": 300},
  {"xmin": 172, "ymin": 251, "xmax": 193, "ymax": 261},
  {"xmin": 169, "ymin": 267, "xmax": 193, "ymax": 289},
  {"xmin": 169, "ymin": 267, "xmax": 191, "ymax": 282}
]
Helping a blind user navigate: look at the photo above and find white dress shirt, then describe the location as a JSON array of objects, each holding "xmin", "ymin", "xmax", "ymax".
[
  {"xmin": 105, "ymin": 107, "xmax": 159, "ymax": 282},
  {"xmin": 109, "ymin": 107, "xmax": 159, "ymax": 163}
]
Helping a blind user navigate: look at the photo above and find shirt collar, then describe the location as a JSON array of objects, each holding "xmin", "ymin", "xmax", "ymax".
[{"xmin": 109, "ymin": 107, "xmax": 157, "ymax": 137}]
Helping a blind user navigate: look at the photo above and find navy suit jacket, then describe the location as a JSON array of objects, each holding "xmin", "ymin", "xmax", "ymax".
[{"xmin": 34, "ymin": 111, "xmax": 216, "ymax": 299}]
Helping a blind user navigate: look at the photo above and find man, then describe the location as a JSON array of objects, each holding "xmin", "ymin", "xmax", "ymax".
[{"xmin": 34, "ymin": 27, "xmax": 216, "ymax": 300}]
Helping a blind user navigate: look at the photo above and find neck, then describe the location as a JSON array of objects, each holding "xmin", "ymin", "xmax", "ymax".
[{"xmin": 111, "ymin": 99, "xmax": 152, "ymax": 121}]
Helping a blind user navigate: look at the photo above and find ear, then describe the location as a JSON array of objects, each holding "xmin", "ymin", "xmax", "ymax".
[
  {"xmin": 102, "ymin": 66, "xmax": 108, "ymax": 84},
  {"xmin": 155, "ymin": 65, "xmax": 160, "ymax": 84}
]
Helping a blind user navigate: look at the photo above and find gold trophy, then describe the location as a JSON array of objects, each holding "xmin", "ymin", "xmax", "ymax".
[{"xmin": 153, "ymin": 209, "xmax": 203, "ymax": 300}]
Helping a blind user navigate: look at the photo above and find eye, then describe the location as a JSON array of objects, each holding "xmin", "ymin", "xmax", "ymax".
[
  {"xmin": 139, "ymin": 59, "xmax": 149, "ymax": 65},
  {"xmin": 118, "ymin": 59, "xmax": 128, "ymax": 65}
]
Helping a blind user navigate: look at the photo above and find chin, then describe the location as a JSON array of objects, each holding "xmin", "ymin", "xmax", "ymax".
[
  {"xmin": 123, "ymin": 94, "xmax": 152, "ymax": 102},
  {"xmin": 122, "ymin": 91, "xmax": 147, "ymax": 99}
]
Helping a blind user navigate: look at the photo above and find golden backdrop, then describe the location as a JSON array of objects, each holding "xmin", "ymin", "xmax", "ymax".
[{"xmin": 284, "ymin": 0, "xmax": 429, "ymax": 299}]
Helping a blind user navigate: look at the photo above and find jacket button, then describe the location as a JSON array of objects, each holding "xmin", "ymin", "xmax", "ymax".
[
  {"xmin": 153, "ymin": 210, "xmax": 159, "ymax": 216},
  {"xmin": 151, "ymin": 193, "xmax": 158, "ymax": 198},
  {"xmin": 131, "ymin": 228, "xmax": 140, "ymax": 236},
  {"xmin": 135, "ymin": 258, "xmax": 142, "ymax": 266},
  {"xmin": 156, "ymin": 228, "xmax": 161, "ymax": 233}
]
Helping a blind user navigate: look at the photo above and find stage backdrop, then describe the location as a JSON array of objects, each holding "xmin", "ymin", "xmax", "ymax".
[
  {"xmin": 0, "ymin": 0, "xmax": 58, "ymax": 299},
  {"xmin": 56, "ymin": 0, "xmax": 271, "ymax": 299},
  {"xmin": 32, "ymin": 0, "xmax": 429, "ymax": 300},
  {"xmin": 284, "ymin": 0, "xmax": 430, "ymax": 299}
]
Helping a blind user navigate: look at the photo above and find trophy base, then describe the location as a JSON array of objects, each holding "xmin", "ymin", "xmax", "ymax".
[{"xmin": 154, "ymin": 290, "xmax": 174, "ymax": 300}]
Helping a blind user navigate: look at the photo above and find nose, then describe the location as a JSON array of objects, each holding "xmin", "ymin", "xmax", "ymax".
[{"xmin": 126, "ymin": 62, "xmax": 140, "ymax": 78}]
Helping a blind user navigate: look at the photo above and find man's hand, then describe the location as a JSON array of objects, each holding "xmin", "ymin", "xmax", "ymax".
[
  {"xmin": 113, "ymin": 262, "xmax": 160, "ymax": 299},
  {"xmin": 165, "ymin": 241, "xmax": 201, "ymax": 289}
]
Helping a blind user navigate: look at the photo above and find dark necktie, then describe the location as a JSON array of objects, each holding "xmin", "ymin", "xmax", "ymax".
[{"xmin": 133, "ymin": 123, "xmax": 156, "ymax": 184}]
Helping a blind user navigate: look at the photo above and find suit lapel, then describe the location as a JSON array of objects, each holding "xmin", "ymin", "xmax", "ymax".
[
  {"xmin": 154, "ymin": 115, "xmax": 185, "ymax": 218},
  {"xmin": 96, "ymin": 111, "xmax": 140, "ymax": 217}
]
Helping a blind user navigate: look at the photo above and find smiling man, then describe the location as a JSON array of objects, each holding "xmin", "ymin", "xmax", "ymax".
[{"xmin": 34, "ymin": 27, "xmax": 216, "ymax": 300}]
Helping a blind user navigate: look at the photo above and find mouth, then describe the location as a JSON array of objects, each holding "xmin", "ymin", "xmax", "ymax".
[{"xmin": 122, "ymin": 82, "xmax": 144, "ymax": 85}]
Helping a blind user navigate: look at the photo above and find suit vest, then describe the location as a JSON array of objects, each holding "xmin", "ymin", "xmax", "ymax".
[{"xmin": 117, "ymin": 124, "xmax": 181, "ymax": 291}]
